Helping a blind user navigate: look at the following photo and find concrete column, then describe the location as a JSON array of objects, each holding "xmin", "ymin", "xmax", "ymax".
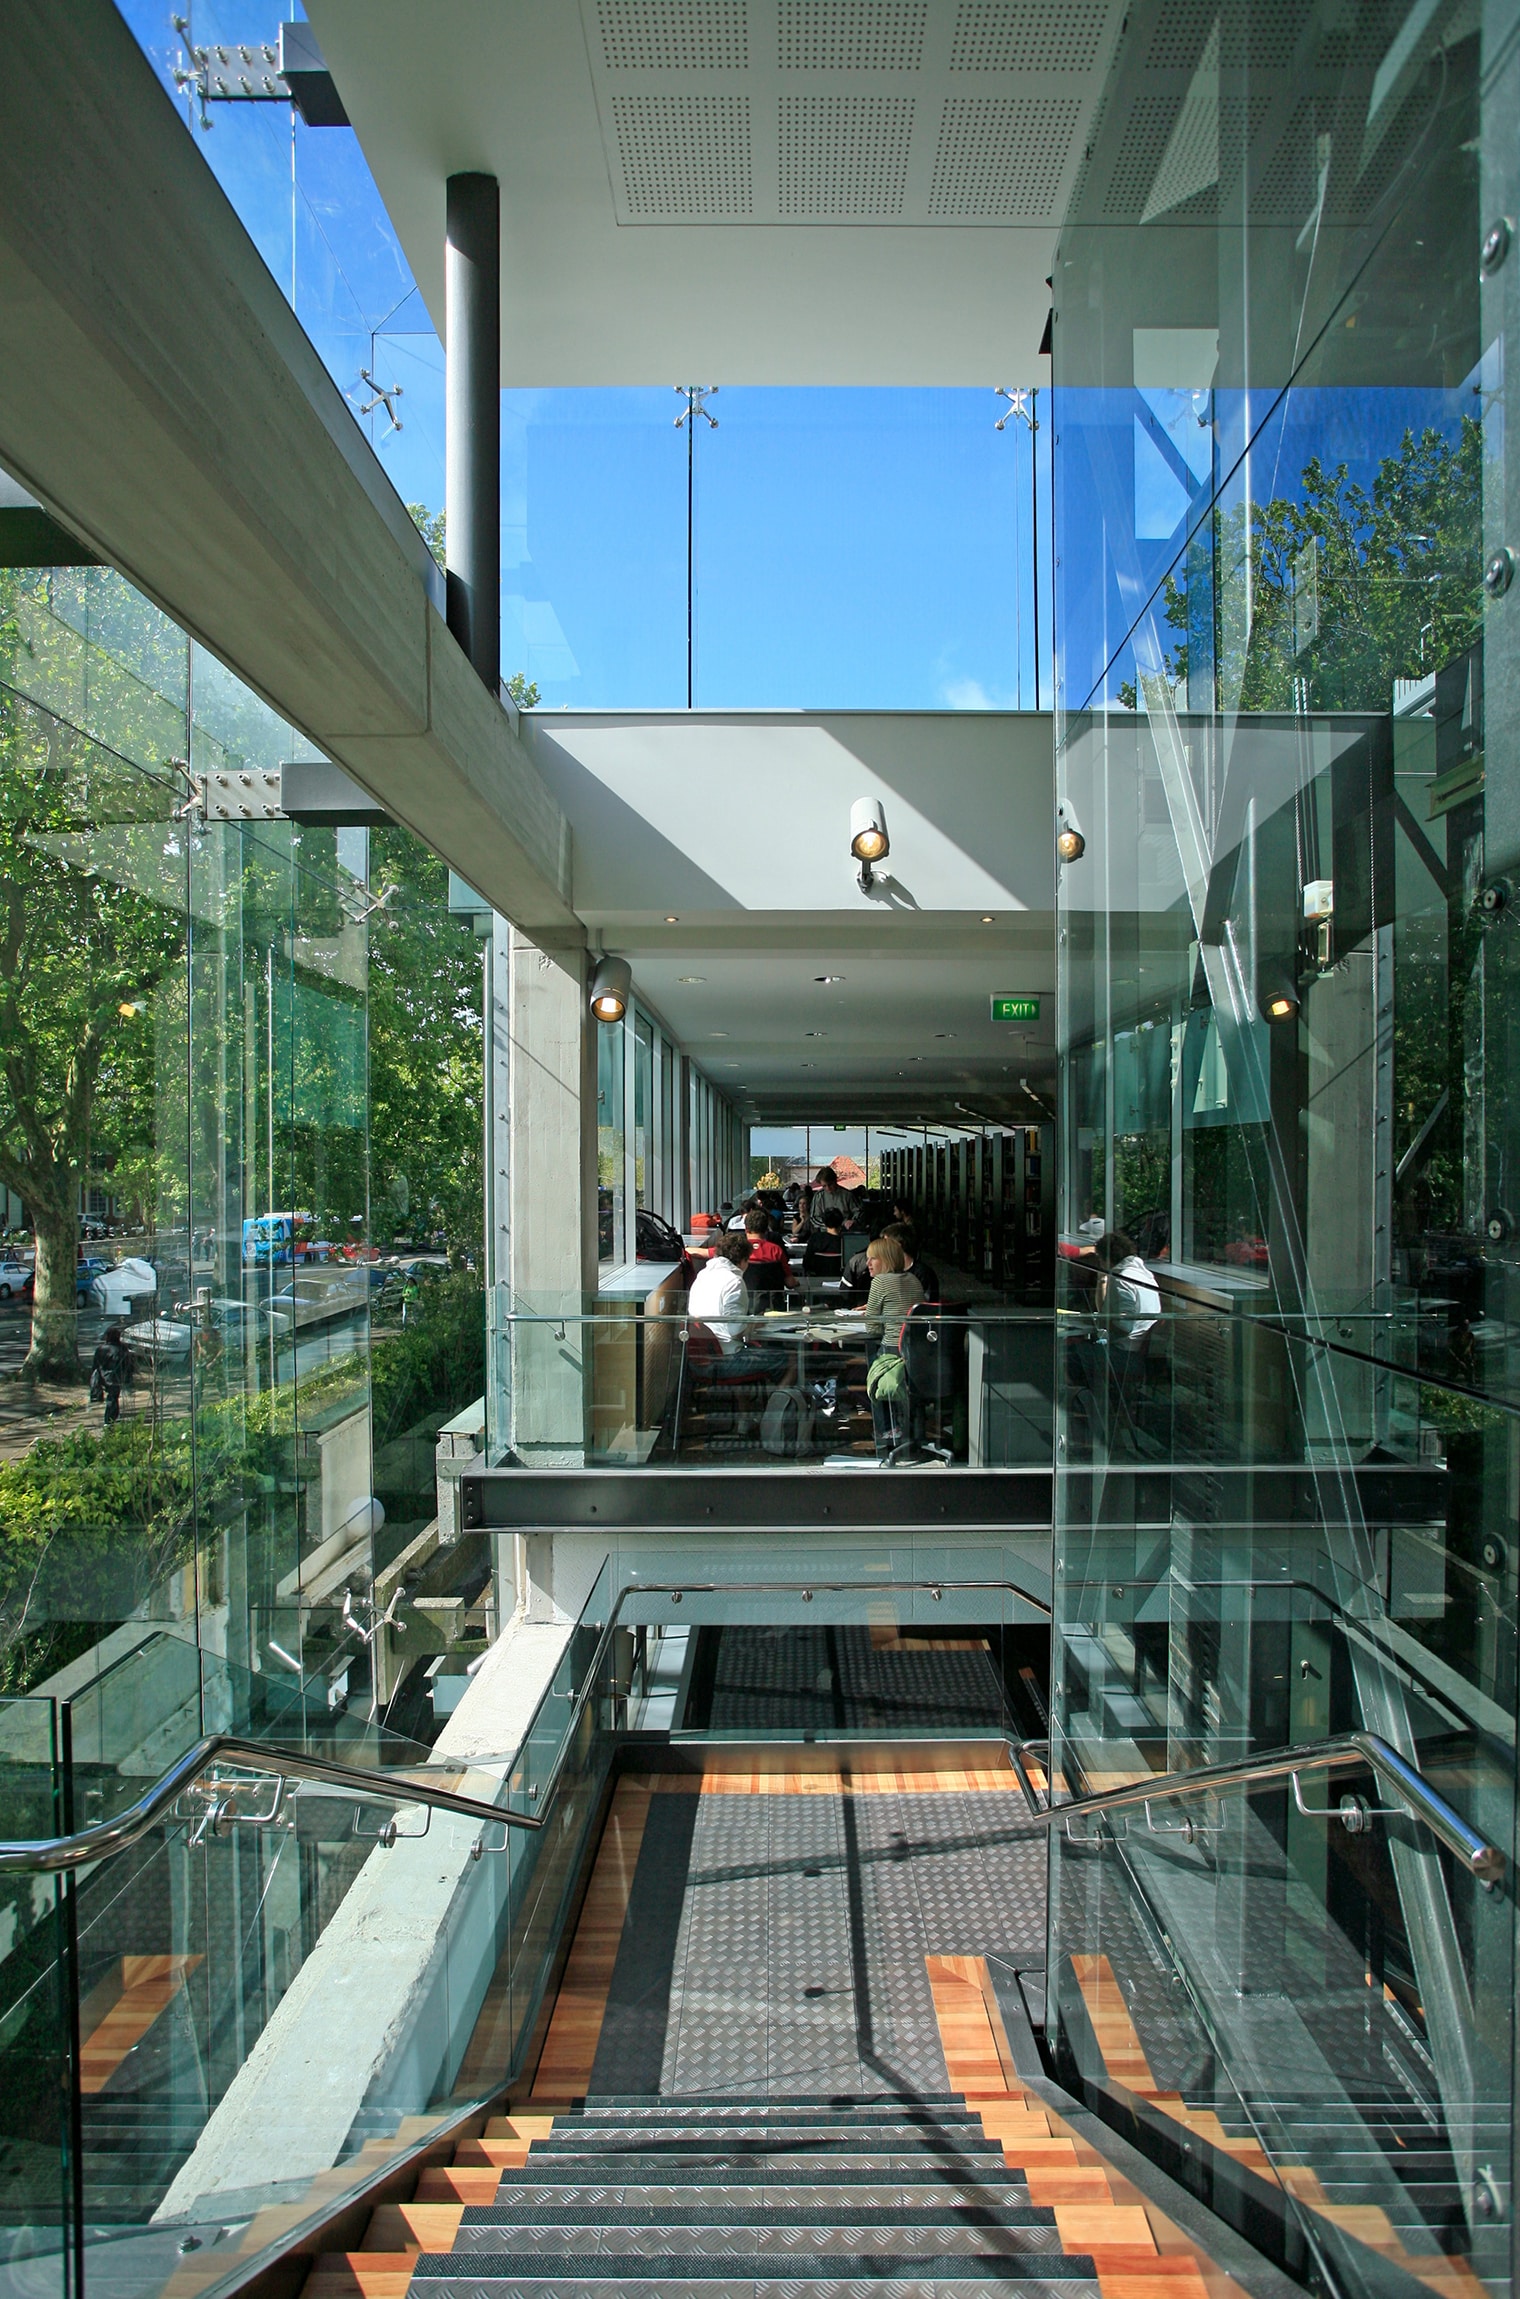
[
  {"xmin": 445, "ymin": 172, "xmax": 499, "ymax": 692},
  {"xmin": 507, "ymin": 932, "xmax": 595, "ymax": 1489}
]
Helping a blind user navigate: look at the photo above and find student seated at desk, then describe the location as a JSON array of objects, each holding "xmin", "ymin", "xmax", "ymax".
[
  {"xmin": 743, "ymin": 1209, "xmax": 796, "ymax": 1299},
  {"xmin": 687, "ymin": 1232, "xmax": 786, "ymax": 1374},
  {"xmin": 801, "ymin": 1208, "xmax": 847, "ymax": 1285},
  {"xmin": 861, "ymin": 1235, "xmax": 925, "ymax": 1346},
  {"xmin": 689, "ymin": 1229, "xmax": 749, "ymax": 1341},
  {"xmin": 884, "ymin": 1220, "xmax": 940, "ymax": 1304}
]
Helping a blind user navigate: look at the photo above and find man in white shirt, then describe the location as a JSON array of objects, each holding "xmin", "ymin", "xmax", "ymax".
[
  {"xmin": 1093, "ymin": 1230, "xmax": 1161, "ymax": 1341},
  {"xmin": 688, "ymin": 1232, "xmax": 752, "ymax": 1351}
]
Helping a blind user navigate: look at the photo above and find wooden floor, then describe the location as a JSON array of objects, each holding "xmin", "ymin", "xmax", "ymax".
[
  {"xmin": 528, "ymin": 1776, "xmax": 654, "ymax": 2101},
  {"xmin": 502, "ymin": 1763, "xmax": 1021, "ymax": 2096},
  {"xmin": 80, "ymin": 1954, "xmax": 201, "ymax": 2095}
]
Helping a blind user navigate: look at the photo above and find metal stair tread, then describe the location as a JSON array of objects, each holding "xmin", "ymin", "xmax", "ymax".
[
  {"xmin": 445, "ymin": 2224, "xmax": 1067, "ymax": 2255},
  {"xmin": 415, "ymin": 2254, "xmax": 1099, "ymax": 2282},
  {"xmin": 485, "ymin": 2177, "xmax": 1037, "ymax": 2204},
  {"xmin": 463, "ymin": 2207, "xmax": 1057, "ymax": 2229}
]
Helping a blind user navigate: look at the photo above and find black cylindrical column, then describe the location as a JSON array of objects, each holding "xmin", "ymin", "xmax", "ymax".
[{"xmin": 445, "ymin": 171, "xmax": 500, "ymax": 693}]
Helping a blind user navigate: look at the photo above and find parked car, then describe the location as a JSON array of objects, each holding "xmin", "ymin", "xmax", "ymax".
[
  {"xmin": 123, "ymin": 1316, "xmax": 193, "ymax": 1361},
  {"xmin": 634, "ymin": 1209, "xmax": 694, "ymax": 1285},
  {"xmin": 0, "ymin": 1256, "xmax": 32, "ymax": 1302},
  {"xmin": 126, "ymin": 1298, "xmax": 254, "ymax": 1360},
  {"xmin": 261, "ymin": 1270, "xmax": 369, "ymax": 1332},
  {"xmin": 76, "ymin": 1255, "xmax": 111, "ymax": 1302}
]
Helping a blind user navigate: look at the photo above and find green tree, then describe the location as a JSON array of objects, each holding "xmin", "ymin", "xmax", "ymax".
[
  {"xmin": 1122, "ymin": 420, "xmax": 1482, "ymax": 712},
  {"xmin": 0, "ymin": 691, "xmax": 184, "ymax": 1380},
  {"xmin": 367, "ymin": 826, "xmax": 484, "ymax": 1256}
]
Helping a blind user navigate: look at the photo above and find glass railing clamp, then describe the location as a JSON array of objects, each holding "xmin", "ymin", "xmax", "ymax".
[{"xmin": 1292, "ymin": 1772, "xmax": 1399, "ymax": 1833}]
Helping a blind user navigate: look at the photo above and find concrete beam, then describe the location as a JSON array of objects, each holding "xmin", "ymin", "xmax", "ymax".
[{"xmin": 0, "ymin": 0, "xmax": 575, "ymax": 939}]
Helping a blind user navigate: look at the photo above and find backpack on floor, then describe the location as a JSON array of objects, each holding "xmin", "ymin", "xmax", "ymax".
[{"xmin": 761, "ymin": 1382, "xmax": 814, "ymax": 1456}]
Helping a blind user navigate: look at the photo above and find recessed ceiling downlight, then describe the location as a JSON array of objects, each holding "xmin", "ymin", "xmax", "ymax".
[{"xmin": 814, "ymin": 973, "xmax": 845, "ymax": 983}]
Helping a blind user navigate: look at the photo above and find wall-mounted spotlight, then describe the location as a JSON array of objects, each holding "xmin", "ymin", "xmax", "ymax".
[
  {"xmin": 1262, "ymin": 980, "xmax": 1300, "ymax": 1023},
  {"xmin": 850, "ymin": 797, "xmax": 890, "ymax": 889},
  {"xmin": 589, "ymin": 955, "xmax": 631, "ymax": 1023},
  {"xmin": 1056, "ymin": 800, "xmax": 1086, "ymax": 864}
]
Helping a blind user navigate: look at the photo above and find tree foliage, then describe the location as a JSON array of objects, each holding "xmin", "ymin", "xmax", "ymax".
[
  {"xmin": 0, "ymin": 579, "xmax": 187, "ymax": 1377},
  {"xmin": 368, "ymin": 827, "xmax": 484, "ymax": 1254},
  {"xmin": 1119, "ymin": 419, "xmax": 1482, "ymax": 712}
]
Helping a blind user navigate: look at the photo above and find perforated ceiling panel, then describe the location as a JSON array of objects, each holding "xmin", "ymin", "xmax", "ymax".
[
  {"xmin": 930, "ymin": 95, "xmax": 1081, "ymax": 216},
  {"xmin": 582, "ymin": 0, "xmax": 1120, "ymax": 225},
  {"xmin": 781, "ymin": 94, "xmax": 916, "ymax": 211},
  {"xmin": 612, "ymin": 93, "xmax": 754, "ymax": 212},
  {"xmin": 949, "ymin": 2, "xmax": 1110, "ymax": 74},
  {"xmin": 779, "ymin": 1, "xmax": 928, "ymax": 71},
  {"xmin": 598, "ymin": 0, "xmax": 750, "ymax": 71},
  {"xmin": 1080, "ymin": 0, "xmax": 1421, "ymax": 228}
]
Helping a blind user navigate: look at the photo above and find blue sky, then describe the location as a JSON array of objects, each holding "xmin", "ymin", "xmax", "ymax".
[
  {"xmin": 116, "ymin": 4, "xmax": 1466, "ymax": 722},
  {"xmin": 116, "ymin": 0, "xmax": 1053, "ymax": 712}
]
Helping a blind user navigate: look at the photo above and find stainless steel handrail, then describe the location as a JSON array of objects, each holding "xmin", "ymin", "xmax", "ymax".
[
  {"xmin": 0, "ymin": 1733, "xmax": 545, "ymax": 1876},
  {"xmin": 1010, "ymin": 1730, "xmax": 1506, "ymax": 1884},
  {"xmin": 0, "ymin": 1574, "xmax": 1052, "ymax": 1875}
]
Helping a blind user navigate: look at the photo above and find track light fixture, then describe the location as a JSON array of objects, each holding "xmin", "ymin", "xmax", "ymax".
[
  {"xmin": 850, "ymin": 797, "xmax": 890, "ymax": 888},
  {"xmin": 589, "ymin": 955, "xmax": 631, "ymax": 1024}
]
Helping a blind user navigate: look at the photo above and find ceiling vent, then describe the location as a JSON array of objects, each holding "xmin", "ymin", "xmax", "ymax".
[
  {"xmin": 929, "ymin": 95, "xmax": 1081, "ymax": 216},
  {"xmin": 780, "ymin": 94, "xmax": 917, "ymax": 212},
  {"xmin": 598, "ymin": 0, "xmax": 749, "ymax": 71},
  {"xmin": 612, "ymin": 92, "xmax": 754, "ymax": 212},
  {"xmin": 949, "ymin": 1, "xmax": 1110, "ymax": 74},
  {"xmin": 778, "ymin": 1, "xmax": 928, "ymax": 71}
]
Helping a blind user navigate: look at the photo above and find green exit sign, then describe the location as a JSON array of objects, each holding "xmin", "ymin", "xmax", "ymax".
[{"xmin": 991, "ymin": 995, "xmax": 1041, "ymax": 1023}]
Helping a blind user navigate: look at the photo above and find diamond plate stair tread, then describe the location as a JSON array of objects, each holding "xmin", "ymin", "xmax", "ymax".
[
  {"xmin": 446, "ymin": 2223, "xmax": 1066, "ymax": 2254},
  {"xmin": 415, "ymin": 2258, "xmax": 1099, "ymax": 2284},
  {"xmin": 413, "ymin": 2283, "xmax": 1098, "ymax": 2299},
  {"xmin": 462, "ymin": 2207, "xmax": 1056, "ymax": 2229}
]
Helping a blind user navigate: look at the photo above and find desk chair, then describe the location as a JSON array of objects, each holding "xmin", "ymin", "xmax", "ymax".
[
  {"xmin": 888, "ymin": 1302, "xmax": 960, "ymax": 1465},
  {"xmin": 669, "ymin": 1318, "xmax": 779, "ymax": 1457}
]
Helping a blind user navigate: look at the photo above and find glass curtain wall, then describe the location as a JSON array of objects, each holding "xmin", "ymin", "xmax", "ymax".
[
  {"xmin": 596, "ymin": 1000, "xmax": 736, "ymax": 1268},
  {"xmin": 1049, "ymin": 3, "xmax": 1520, "ymax": 2293},
  {"xmin": 0, "ymin": 562, "xmax": 486, "ymax": 1766}
]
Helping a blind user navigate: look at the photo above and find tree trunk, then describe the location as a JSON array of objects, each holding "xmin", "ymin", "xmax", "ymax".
[{"xmin": 23, "ymin": 1199, "xmax": 81, "ymax": 1382}]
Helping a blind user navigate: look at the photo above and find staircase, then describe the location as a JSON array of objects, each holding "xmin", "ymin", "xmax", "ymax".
[
  {"xmin": 305, "ymin": 2094, "xmax": 1130, "ymax": 2298},
  {"xmin": 1068, "ymin": 1953, "xmax": 1492, "ymax": 2299},
  {"xmin": 276, "ymin": 1945, "xmax": 1228, "ymax": 2299}
]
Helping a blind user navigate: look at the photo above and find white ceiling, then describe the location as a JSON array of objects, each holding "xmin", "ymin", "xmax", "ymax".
[
  {"xmin": 524, "ymin": 709, "xmax": 1054, "ymax": 920},
  {"xmin": 633, "ymin": 940, "xmax": 1055, "ymax": 1123},
  {"xmin": 305, "ymin": 0, "xmax": 1114, "ymax": 381},
  {"xmin": 521, "ymin": 707, "xmax": 1055, "ymax": 1121}
]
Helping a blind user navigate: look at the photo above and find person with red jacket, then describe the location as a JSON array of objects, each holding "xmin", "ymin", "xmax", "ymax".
[{"xmin": 743, "ymin": 1209, "xmax": 798, "ymax": 1299}]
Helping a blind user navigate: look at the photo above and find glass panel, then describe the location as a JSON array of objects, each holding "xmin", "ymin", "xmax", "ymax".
[
  {"xmin": 694, "ymin": 386, "xmax": 1049, "ymax": 709},
  {"xmin": 501, "ymin": 389, "xmax": 687, "ymax": 709},
  {"xmin": 1050, "ymin": 2, "xmax": 1520, "ymax": 2292},
  {"xmin": 597, "ymin": 1021, "xmax": 625, "ymax": 1266},
  {"xmin": 633, "ymin": 1014, "xmax": 653, "ymax": 1212}
]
